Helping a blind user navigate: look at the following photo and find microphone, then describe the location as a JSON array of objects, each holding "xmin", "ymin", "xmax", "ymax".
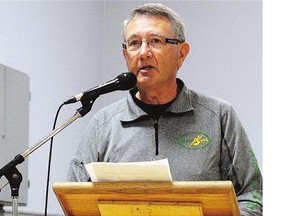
[{"xmin": 64, "ymin": 72, "xmax": 137, "ymax": 105}]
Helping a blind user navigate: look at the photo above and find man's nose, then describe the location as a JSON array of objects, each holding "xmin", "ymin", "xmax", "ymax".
[{"xmin": 139, "ymin": 41, "xmax": 152, "ymax": 58}]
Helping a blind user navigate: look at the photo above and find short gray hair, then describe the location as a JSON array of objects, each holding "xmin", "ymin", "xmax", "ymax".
[{"xmin": 123, "ymin": 3, "xmax": 185, "ymax": 42}]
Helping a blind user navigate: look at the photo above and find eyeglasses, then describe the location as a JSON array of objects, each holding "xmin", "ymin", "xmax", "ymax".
[{"xmin": 122, "ymin": 35, "xmax": 182, "ymax": 51}]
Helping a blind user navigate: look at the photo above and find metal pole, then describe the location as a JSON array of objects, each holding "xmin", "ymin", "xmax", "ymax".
[{"xmin": 12, "ymin": 196, "xmax": 18, "ymax": 216}]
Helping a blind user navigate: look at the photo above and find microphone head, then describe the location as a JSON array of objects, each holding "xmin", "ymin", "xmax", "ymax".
[{"xmin": 117, "ymin": 72, "xmax": 137, "ymax": 90}]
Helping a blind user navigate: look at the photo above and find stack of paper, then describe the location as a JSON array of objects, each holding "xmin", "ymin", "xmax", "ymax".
[{"xmin": 85, "ymin": 159, "xmax": 172, "ymax": 182}]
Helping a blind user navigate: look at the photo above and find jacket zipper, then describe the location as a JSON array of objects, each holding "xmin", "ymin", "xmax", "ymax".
[{"xmin": 153, "ymin": 119, "xmax": 159, "ymax": 156}]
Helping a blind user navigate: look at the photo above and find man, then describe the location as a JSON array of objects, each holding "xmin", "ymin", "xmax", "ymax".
[{"xmin": 67, "ymin": 3, "xmax": 262, "ymax": 215}]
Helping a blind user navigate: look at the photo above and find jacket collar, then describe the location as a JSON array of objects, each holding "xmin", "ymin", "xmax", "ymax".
[{"xmin": 120, "ymin": 79, "xmax": 194, "ymax": 122}]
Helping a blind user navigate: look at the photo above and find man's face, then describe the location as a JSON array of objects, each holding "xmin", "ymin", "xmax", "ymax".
[{"xmin": 123, "ymin": 16, "xmax": 189, "ymax": 90}]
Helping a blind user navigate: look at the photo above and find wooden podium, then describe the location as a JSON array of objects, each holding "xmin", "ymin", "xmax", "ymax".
[{"xmin": 53, "ymin": 181, "xmax": 240, "ymax": 216}]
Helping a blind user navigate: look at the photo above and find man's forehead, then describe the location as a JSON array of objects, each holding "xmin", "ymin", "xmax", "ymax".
[
  {"xmin": 126, "ymin": 32, "xmax": 164, "ymax": 40},
  {"xmin": 124, "ymin": 16, "xmax": 173, "ymax": 38}
]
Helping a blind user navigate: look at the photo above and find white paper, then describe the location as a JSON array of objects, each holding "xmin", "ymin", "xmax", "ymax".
[{"xmin": 85, "ymin": 159, "xmax": 172, "ymax": 182}]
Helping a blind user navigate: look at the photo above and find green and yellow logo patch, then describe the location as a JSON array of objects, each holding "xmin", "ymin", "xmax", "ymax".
[{"xmin": 177, "ymin": 132, "xmax": 211, "ymax": 150}]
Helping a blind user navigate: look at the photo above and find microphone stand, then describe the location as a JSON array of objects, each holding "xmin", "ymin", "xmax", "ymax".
[{"xmin": 0, "ymin": 99, "xmax": 95, "ymax": 216}]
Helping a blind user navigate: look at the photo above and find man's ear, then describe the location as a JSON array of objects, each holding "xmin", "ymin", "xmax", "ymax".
[
  {"xmin": 178, "ymin": 42, "xmax": 190, "ymax": 68},
  {"xmin": 122, "ymin": 49, "xmax": 128, "ymax": 60}
]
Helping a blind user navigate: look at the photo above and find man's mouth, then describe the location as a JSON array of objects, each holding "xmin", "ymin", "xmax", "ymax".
[{"xmin": 139, "ymin": 65, "xmax": 154, "ymax": 71}]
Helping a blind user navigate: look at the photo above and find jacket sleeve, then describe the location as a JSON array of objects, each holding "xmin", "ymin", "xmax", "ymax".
[
  {"xmin": 220, "ymin": 105, "xmax": 262, "ymax": 215},
  {"xmin": 67, "ymin": 116, "xmax": 99, "ymax": 182},
  {"xmin": 67, "ymin": 158, "xmax": 90, "ymax": 182}
]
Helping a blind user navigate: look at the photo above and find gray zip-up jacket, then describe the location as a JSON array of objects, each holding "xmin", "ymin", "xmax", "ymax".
[{"xmin": 67, "ymin": 79, "xmax": 262, "ymax": 215}]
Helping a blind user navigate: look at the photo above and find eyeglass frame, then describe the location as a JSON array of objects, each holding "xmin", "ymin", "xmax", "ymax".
[{"xmin": 122, "ymin": 36, "xmax": 182, "ymax": 51}]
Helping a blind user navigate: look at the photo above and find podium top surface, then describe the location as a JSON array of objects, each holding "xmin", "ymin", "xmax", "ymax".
[{"xmin": 53, "ymin": 181, "xmax": 240, "ymax": 216}]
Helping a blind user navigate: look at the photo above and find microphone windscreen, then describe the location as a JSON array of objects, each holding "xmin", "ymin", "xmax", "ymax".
[{"xmin": 117, "ymin": 72, "xmax": 137, "ymax": 90}]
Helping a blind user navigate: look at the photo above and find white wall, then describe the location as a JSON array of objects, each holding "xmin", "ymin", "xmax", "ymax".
[{"xmin": 0, "ymin": 1, "xmax": 262, "ymax": 215}]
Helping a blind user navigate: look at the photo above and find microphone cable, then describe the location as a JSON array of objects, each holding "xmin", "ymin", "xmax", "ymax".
[{"xmin": 44, "ymin": 102, "xmax": 65, "ymax": 216}]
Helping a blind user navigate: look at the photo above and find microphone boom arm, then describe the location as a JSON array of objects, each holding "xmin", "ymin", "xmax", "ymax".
[{"xmin": 23, "ymin": 110, "xmax": 83, "ymax": 159}]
